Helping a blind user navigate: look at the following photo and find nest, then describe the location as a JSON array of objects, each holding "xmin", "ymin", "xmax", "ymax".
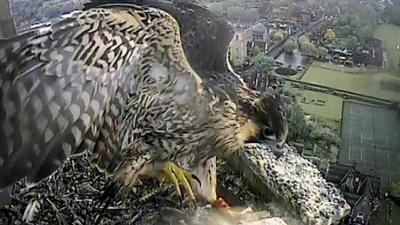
[{"xmin": 0, "ymin": 155, "xmax": 264, "ymax": 225}]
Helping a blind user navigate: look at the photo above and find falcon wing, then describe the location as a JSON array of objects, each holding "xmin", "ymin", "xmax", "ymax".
[
  {"xmin": 0, "ymin": 8, "xmax": 140, "ymax": 188},
  {"xmin": 85, "ymin": 0, "xmax": 235, "ymax": 74}
]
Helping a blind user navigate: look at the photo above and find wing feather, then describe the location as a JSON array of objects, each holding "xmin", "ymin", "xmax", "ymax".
[{"xmin": 0, "ymin": 8, "xmax": 140, "ymax": 187}]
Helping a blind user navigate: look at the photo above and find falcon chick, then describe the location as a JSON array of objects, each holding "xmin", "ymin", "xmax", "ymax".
[{"xmin": 0, "ymin": 0, "xmax": 288, "ymax": 204}]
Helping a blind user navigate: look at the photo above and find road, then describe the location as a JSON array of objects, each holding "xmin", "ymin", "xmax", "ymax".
[{"xmin": 267, "ymin": 17, "xmax": 327, "ymax": 58}]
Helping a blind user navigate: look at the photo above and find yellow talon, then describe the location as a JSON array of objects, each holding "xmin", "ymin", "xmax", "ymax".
[{"xmin": 163, "ymin": 161, "xmax": 195, "ymax": 200}]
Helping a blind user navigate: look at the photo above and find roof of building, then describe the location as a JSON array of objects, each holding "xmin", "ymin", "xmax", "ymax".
[
  {"xmin": 252, "ymin": 22, "xmax": 267, "ymax": 32},
  {"xmin": 325, "ymin": 164, "xmax": 381, "ymax": 195}
]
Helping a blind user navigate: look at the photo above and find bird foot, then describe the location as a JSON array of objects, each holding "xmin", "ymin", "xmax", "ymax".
[{"xmin": 163, "ymin": 161, "xmax": 195, "ymax": 200}]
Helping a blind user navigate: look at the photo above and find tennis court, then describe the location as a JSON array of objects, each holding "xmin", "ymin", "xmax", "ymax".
[{"xmin": 340, "ymin": 101, "xmax": 400, "ymax": 189}]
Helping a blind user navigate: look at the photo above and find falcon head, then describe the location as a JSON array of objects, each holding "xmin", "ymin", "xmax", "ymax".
[{"xmin": 254, "ymin": 88, "xmax": 288, "ymax": 147}]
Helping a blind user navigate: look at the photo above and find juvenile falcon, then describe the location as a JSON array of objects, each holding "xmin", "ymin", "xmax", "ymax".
[{"xmin": 0, "ymin": 0, "xmax": 288, "ymax": 203}]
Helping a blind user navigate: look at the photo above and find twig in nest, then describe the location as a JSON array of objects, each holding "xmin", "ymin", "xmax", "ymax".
[
  {"xmin": 45, "ymin": 197, "xmax": 66, "ymax": 225},
  {"xmin": 94, "ymin": 182, "xmax": 123, "ymax": 225},
  {"xmin": 129, "ymin": 210, "xmax": 142, "ymax": 224},
  {"xmin": 138, "ymin": 187, "xmax": 166, "ymax": 203}
]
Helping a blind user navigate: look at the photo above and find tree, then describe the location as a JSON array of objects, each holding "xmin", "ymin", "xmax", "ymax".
[
  {"xmin": 284, "ymin": 40, "xmax": 298, "ymax": 54},
  {"xmin": 252, "ymin": 53, "xmax": 276, "ymax": 74},
  {"xmin": 286, "ymin": 103, "xmax": 309, "ymax": 141},
  {"xmin": 391, "ymin": 182, "xmax": 400, "ymax": 203},
  {"xmin": 225, "ymin": 6, "xmax": 258, "ymax": 23},
  {"xmin": 345, "ymin": 35, "xmax": 358, "ymax": 49},
  {"xmin": 336, "ymin": 25, "xmax": 352, "ymax": 38},
  {"xmin": 317, "ymin": 47, "xmax": 328, "ymax": 59},
  {"xmin": 337, "ymin": 16, "xmax": 352, "ymax": 27},
  {"xmin": 251, "ymin": 46, "xmax": 262, "ymax": 57},
  {"xmin": 336, "ymin": 36, "xmax": 358, "ymax": 49},
  {"xmin": 360, "ymin": 4, "xmax": 377, "ymax": 26},
  {"xmin": 324, "ymin": 29, "xmax": 336, "ymax": 44},
  {"xmin": 301, "ymin": 42, "xmax": 318, "ymax": 57},
  {"xmin": 272, "ymin": 31, "xmax": 284, "ymax": 42},
  {"xmin": 282, "ymin": 82, "xmax": 295, "ymax": 97},
  {"xmin": 309, "ymin": 126, "xmax": 341, "ymax": 147},
  {"xmin": 385, "ymin": 6, "xmax": 400, "ymax": 26},
  {"xmin": 356, "ymin": 25, "xmax": 374, "ymax": 43},
  {"xmin": 270, "ymin": 30, "xmax": 277, "ymax": 40}
]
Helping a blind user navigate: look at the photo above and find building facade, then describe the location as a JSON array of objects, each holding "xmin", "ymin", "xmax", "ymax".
[
  {"xmin": 229, "ymin": 22, "xmax": 272, "ymax": 66},
  {"xmin": 229, "ymin": 29, "xmax": 250, "ymax": 66}
]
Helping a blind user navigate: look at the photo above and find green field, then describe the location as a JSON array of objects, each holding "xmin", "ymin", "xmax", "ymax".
[
  {"xmin": 340, "ymin": 102, "xmax": 400, "ymax": 189},
  {"xmin": 375, "ymin": 25, "xmax": 400, "ymax": 74},
  {"xmin": 292, "ymin": 88, "xmax": 343, "ymax": 121},
  {"xmin": 301, "ymin": 62, "xmax": 400, "ymax": 102}
]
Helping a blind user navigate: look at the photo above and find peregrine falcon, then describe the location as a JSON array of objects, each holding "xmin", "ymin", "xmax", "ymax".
[{"xmin": 0, "ymin": 0, "xmax": 288, "ymax": 204}]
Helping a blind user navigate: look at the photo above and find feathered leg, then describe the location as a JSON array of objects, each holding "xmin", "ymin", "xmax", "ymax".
[
  {"xmin": 191, "ymin": 157, "xmax": 217, "ymax": 204},
  {"xmin": 191, "ymin": 157, "xmax": 257, "ymax": 222},
  {"xmin": 190, "ymin": 156, "xmax": 230, "ymax": 209}
]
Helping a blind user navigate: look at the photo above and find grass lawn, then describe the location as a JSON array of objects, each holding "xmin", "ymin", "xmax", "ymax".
[
  {"xmin": 301, "ymin": 62, "xmax": 400, "ymax": 102},
  {"xmin": 375, "ymin": 25, "xmax": 400, "ymax": 74},
  {"xmin": 292, "ymin": 88, "xmax": 343, "ymax": 122}
]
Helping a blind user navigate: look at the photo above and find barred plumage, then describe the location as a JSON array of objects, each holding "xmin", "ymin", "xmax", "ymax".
[{"xmin": 0, "ymin": 0, "xmax": 288, "ymax": 203}]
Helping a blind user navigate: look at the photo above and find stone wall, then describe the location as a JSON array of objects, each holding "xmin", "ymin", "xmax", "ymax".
[{"xmin": 228, "ymin": 143, "xmax": 351, "ymax": 225}]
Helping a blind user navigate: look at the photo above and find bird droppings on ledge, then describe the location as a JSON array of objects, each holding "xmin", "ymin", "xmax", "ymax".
[{"xmin": 239, "ymin": 143, "xmax": 351, "ymax": 225}]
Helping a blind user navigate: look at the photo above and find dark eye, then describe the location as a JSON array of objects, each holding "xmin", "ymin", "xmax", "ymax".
[{"xmin": 263, "ymin": 126, "xmax": 273, "ymax": 137}]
